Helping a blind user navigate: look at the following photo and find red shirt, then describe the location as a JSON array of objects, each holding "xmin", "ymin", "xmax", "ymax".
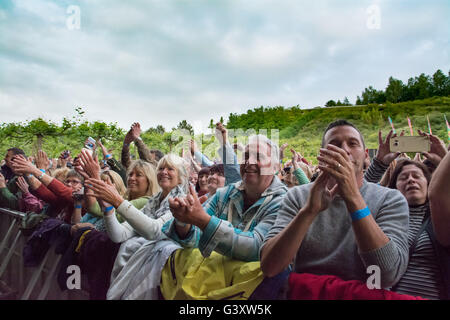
[{"xmin": 34, "ymin": 179, "xmax": 78, "ymax": 224}]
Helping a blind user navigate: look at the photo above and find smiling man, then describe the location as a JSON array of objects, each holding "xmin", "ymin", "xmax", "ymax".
[
  {"xmin": 165, "ymin": 134, "xmax": 288, "ymax": 262},
  {"xmin": 260, "ymin": 120, "xmax": 410, "ymax": 288}
]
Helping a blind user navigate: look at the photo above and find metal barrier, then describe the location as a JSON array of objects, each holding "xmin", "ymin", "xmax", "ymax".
[{"xmin": 0, "ymin": 207, "xmax": 89, "ymax": 300}]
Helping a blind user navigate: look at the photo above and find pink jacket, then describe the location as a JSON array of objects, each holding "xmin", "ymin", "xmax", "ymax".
[{"xmin": 19, "ymin": 192, "xmax": 45, "ymax": 214}]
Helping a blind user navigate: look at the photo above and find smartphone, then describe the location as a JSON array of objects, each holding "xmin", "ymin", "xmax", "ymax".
[
  {"xmin": 85, "ymin": 137, "xmax": 96, "ymax": 150},
  {"xmin": 73, "ymin": 187, "xmax": 84, "ymax": 201},
  {"xmin": 389, "ymin": 136, "xmax": 431, "ymax": 153}
]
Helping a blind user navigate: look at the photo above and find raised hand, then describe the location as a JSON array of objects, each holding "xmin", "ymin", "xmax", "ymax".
[
  {"xmin": 97, "ymin": 139, "xmax": 110, "ymax": 158},
  {"xmin": 11, "ymin": 155, "xmax": 36, "ymax": 175},
  {"xmin": 124, "ymin": 122, "xmax": 141, "ymax": 145},
  {"xmin": 418, "ymin": 130, "xmax": 447, "ymax": 167},
  {"xmin": 79, "ymin": 149, "xmax": 101, "ymax": 179},
  {"xmin": 375, "ymin": 129, "xmax": 403, "ymax": 165},
  {"xmin": 215, "ymin": 122, "xmax": 228, "ymax": 145},
  {"xmin": 73, "ymin": 157, "xmax": 90, "ymax": 180},
  {"xmin": 290, "ymin": 149, "xmax": 299, "ymax": 169},
  {"xmin": 0, "ymin": 173, "xmax": 6, "ymax": 188},
  {"xmin": 189, "ymin": 139, "xmax": 198, "ymax": 156},
  {"xmin": 35, "ymin": 150, "xmax": 50, "ymax": 170},
  {"xmin": 280, "ymin": 143, "xmax": 289, "ymax": 160},
  {"xmin": 16, "ymin": 176, "xmax": 30, "ymax": 193},
  {"xmin": 59, "ymin": 151, "xmax": 69, "ymax": 168},
  {"xmin": 85, "ymin": 178, "xmax": 124, "ymax": 208}
]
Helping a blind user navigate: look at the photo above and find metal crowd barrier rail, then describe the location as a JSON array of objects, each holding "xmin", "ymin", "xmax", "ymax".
[{"xmin": 0, "ymin": 207, "xmax": 89, "ymax": 300}]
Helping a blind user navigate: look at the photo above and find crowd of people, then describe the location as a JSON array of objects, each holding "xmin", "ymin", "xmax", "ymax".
[{"xmin": 0, "ymin": 119, "xmax": 449, "ymax": 300}]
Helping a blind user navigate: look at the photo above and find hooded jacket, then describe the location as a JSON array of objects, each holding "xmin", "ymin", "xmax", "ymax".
[
  {"xmin": 164, "ymin": 176, "xmax": 288, "ymax": 261},
  {"xmin": 1, "ymin": 164, "xmax": 15, "ymax": 182}
]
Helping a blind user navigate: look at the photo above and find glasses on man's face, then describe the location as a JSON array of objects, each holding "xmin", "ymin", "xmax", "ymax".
[{"xmin": 65, "ymin": 179, "xmax": 81, "ymax": 185}]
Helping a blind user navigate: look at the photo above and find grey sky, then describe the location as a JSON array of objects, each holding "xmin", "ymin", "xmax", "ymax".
[{"xmin": 0, "ymin": 0, "xmax": 449, "ymax": 133}]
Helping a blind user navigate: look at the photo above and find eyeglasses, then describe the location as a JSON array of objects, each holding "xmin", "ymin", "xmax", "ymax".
[{"xmin": 65, "ymin": 179, "xmax": 81, "ymax": 185}]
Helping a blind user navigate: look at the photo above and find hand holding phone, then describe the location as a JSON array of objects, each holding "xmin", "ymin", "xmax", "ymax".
[{"xmin": 389, "ymin": 136, "xmax": 430, "ymax": 153}]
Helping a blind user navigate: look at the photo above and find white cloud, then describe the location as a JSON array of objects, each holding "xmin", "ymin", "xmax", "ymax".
[
  {"xmin": 1, "ymin": 0, "xmax": 449, "ymax": 134},
  {"xmin": 220, "ymin": 31, "xmax": 295, "ymax": 68}
]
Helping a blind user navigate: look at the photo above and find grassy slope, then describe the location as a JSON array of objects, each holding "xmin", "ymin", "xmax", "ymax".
[{"xmin": 270, "ymin": 97, "xmax": 450, "ymax": 163}]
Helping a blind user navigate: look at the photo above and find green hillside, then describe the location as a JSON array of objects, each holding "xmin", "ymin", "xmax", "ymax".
[{"xmin": 227, "ymin": 96, "xmax": 450, "ymax": 163}]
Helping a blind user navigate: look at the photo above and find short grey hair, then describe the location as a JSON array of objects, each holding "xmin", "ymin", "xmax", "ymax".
[
  {"xmin": 156, "ymin": 153, "xmax": 189, "ymax": 187},
  {"xmin": 247, "ymin": 134, "xmax": 280, "ymax": 171}
]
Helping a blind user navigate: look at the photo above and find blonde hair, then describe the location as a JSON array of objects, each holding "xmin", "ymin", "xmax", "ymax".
[
  {"xmin": 156, "ymin": 154, "xmax": 189, "ymax": 188},
  {"xmin": 101, "ymin": 170, "xmax": 127, "ymax": 197},
  {"xmin": 126, "ymin": 160, "xmax": 159, "ymax": 199},
  {"xmin": 51, "ymin": 167, "xmax": 70, "ymax": 182}
]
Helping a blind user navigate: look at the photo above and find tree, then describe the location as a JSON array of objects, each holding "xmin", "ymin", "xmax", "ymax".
[
  {"xmin": 146, "ymin": 125, "xmax": 165, "ymax": 135},
  {"xmin": 432, "ymin": 69, "xmax": 449, "ymax": 96},
  {"xmin": 325, "ymin": 100, "xmax": 336, "ymax": 107},
  {"xmin": 385, "ymin": 77, "xmax": 404, "ymax": 103},
  {"xmin": 415, "ymin": 73, "xmax": 433, "ymax": 100},
  {"xmin": 361, "ymin": 86, "xmax": 386, "ymax": 104},
  {"xmin": 156, "ymin": 125, "xmax": 165, "ymax": 134},
  {"xmin": 402, "ymin": 77, "xmax": 417, "ymax": 102},
  {"xmin": 343, "ymin": 97, "xmax": 351, "ymax": 106},
  {"xmin": 356, "ymin": 96, "xmax": 363, "ymax": 105},
  {"xmin": 176, "ymin": 120, "xmax": 194, "ymax": 135},
  {"xmin": 0, "ymin": 118, "xmax": 71, "ymax": 153}
]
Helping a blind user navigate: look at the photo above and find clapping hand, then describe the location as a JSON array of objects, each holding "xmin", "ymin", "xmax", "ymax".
[
  {"xmin": 16, "ymin": 176, "xmax": 30, "ymax": 194},
  {"xmin": 169, "ymin": 184, "xmax": 210, "ymax": 229},
  {"xmin": 317, "ymin": 144, "xmax": 364, "ymax": 212},
  {"xmin": 85, "ymin": 178, "xmax": 123, "ymax": 209},
  {"xmin": 304, "ymin": 171, "xmax": 338, "ymax": 214},
  {"xmin": 78, "ymin": 149, "xmax": 101, "ymax": 179},
  {"xmin": 124, "ymin": 122, "xmax": 141, "ymax": 145},
  {"xmin": 11, "ymin": 155, "xmax": 36, "ymax": 175},
  {"xmin": 35, "ymin": 150, "xmax": 50, "ymax": 171}
]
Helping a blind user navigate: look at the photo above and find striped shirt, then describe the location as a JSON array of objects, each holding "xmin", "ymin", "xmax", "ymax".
[
  {"xmin": 394, "ymin": 204, "xmax": 444, "ymax": 300},
  {"xmin": 364, "ymin": 157, "xmax": 389, "ymax": 184}
]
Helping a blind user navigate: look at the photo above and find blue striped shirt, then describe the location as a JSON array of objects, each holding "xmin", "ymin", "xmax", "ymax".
[{"xmin": 163, "ymin": 176, "xmax": 287, "ymax": 261}]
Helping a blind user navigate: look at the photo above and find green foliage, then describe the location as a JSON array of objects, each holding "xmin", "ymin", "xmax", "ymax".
[
  {"xmin": 223, "ymin": 97, "xmax": 450, "ymax": 164},
  {"xmin": 0, "ymin": 108, "xmax": 124, "ymax": 159}
]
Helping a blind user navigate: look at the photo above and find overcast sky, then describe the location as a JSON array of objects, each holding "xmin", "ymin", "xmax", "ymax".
[{"xmin": 0, "ymin": 0, "xmax": 449, "ymax": 133}]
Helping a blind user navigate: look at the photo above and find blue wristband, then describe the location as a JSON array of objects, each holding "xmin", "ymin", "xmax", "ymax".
[
  {"xmin": 351, "ymin": 206, "xmax": 371, "ymax": 222},
  {"xmin": 74, "ymin": 205, "xmax": 82, "ymax": 209},
  {"xmin": 105, "ymin": 154, "xmax": 112, "ymax": 159},
  {"xmin": 39, "ymin": 169, "xmax": 46, "ymax": 173},
  {"xmin": 105, "ymin": 206, "xmax": 114, "ymax": 212}
]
